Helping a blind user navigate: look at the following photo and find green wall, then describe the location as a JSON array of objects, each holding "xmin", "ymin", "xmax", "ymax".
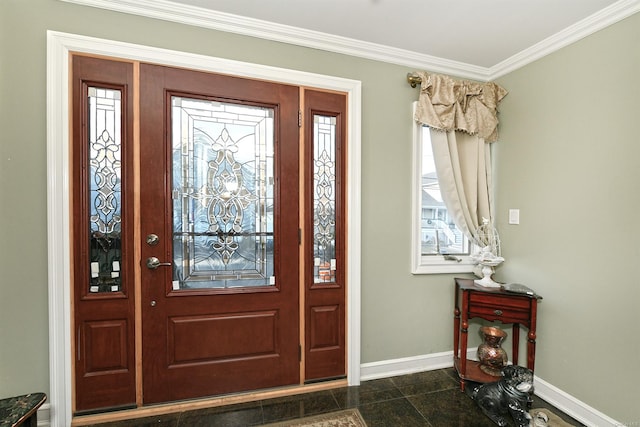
[
  {"xmin": 0, "ymin": 0, "xmax": 637, "ymax": 423},
  {"xmin": 494, "ymin": 12, "xmax": 640, "ymax": 423}
]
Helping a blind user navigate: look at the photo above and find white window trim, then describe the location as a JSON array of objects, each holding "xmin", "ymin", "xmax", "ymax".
[
  {"xmin": 47, "ymin": 31, "xmax": 361, "ymax": 427},
  {"xmin": 410, "ymin": 103, "xmax": 476, "ymax": 274}
]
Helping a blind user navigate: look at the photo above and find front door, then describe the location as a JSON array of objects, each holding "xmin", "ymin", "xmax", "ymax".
[
  {"xmin": 72, "ymin": 55, "xmax": 347, "ymax": 413},
  {"xmin": 138, "ymin": 63, "xmax": 301, "ymax": 403}
]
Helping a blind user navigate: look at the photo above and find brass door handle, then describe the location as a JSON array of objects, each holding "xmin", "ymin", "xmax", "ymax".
[{"xmin": 146, "ymin": 257, "xmax": 172, "ymax": 270}]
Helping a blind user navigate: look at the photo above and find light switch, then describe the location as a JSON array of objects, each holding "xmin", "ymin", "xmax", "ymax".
[{"xmin": 509, "ymin": 209, "xmax": 520, "ymax": 225}]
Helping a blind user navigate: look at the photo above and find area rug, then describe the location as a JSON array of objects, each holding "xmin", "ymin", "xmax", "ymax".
[
  {"xmin": 530, "ymin": 408, "xmax": 577, "ymax": 427},
  {"xmin": 262, "ymin": 409, "xmax": 367, "ymax": 427}
]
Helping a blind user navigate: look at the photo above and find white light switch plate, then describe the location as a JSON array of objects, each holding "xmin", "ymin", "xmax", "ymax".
[{"xmin": 509, "ymin": 209, "xmax": 520, "ymax": 225}]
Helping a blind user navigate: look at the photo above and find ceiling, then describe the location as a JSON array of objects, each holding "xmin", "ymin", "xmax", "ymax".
[
  {"xmin": 170, "ymin": 0, "xmax": 620, "ymax": 67},
  {"xmin": 64, "ymin": 0, "xmax": 640, "ymax": 79}
]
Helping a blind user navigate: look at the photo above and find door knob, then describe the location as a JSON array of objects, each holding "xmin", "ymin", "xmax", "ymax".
[{"xmin": 146, "ymin": 257, "xmax": 172, "ymax": 269}]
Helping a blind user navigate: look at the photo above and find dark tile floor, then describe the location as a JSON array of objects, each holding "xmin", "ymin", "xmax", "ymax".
[{"xmin": 84, "ymin": 368, "xmax": 585, "ymax": 426}]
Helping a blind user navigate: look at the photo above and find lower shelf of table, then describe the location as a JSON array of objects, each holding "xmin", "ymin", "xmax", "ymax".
[{"xmin": 454, "ymin": 358, "xmax": 503, "ymax": 384}]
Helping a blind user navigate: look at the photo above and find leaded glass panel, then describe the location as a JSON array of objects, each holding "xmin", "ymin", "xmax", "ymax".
[
  {"xmin": 88, "ymin": 87, "xmax": 122, "ymax": 293},
  {"xmin": 313, "ymin": 115, "xmax": 337, "ymax": 283},
  {"xmin": 172, "ymin": 97, "xmax": 275, "ymax": 289}
]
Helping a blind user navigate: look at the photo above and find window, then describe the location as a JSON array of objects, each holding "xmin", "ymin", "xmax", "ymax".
[{"xmin": 411, "ymin": 105, "xmax": 476, "ymax": 274}]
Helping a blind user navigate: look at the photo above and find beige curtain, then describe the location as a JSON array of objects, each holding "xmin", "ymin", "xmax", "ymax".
[
  {"xmin": 412, "ymin": 71, "xmax": 507, "ymax": 242},
  {"xmin": 429, "ymin": 129, "xmax": 492, "ymax": 242}
]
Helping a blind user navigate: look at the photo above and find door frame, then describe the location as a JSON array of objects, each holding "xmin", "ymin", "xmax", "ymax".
[{"xmin": 47, "ymin": 31, "xmax": 361, "ymax": 427}]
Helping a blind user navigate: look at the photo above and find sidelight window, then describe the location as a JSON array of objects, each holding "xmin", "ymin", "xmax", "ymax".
[
  {"xmin": 87, "ymin": 87, "xmax": 123, "ymax": 293},
  {"xmin": 312, "ymin": 115, "xmax": 337, "ymax": 283}
]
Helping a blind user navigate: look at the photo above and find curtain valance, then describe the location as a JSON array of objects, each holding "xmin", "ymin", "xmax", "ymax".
[{"xmin": 412, "ymin": 71, "xmax": 507, "ymax": 142}]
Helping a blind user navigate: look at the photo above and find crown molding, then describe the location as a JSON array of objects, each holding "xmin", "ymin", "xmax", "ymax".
[
  {"xmin": 56, "ymin": 0, "xmax": 491, "ymax": 80},
  {"xmin": 60, "ymin": 0, "xmax": 639, "ymax": 81},
  {"xmin": 488, "ymin": 0, "xmax": 640, "ymax": 79}
]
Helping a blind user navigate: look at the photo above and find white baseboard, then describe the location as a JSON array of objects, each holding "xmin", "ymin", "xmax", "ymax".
[
  {"xmin": 361, "ymin": 351, "xmax": 624, "ymax": 427},
  {"xmin": 533, "ymin": 376, "xmax": 622, "ymax": 427},
  {"xmin": 360, "ymin": 350, "xmax": 457, "ymax": 381},
  {"xmin": 37, "ymin": 403, "xmax": 50, "ymax": 427}
]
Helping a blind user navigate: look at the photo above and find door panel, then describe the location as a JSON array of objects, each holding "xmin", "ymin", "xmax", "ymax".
[
  {"xmin": 139, "ymin": 63, "xmax": 300, "ymax": 403},
  {"xmin": 304, "ymin": 90, "xmax": 347, "ymax": 381},
  {"xmin": 309, "ymin": 305, "xmax": 341, "ymax": 349},
  {"xmin": 82, "ymin": 319, "xmax": 129, "ymax": 372},
  {"xmin": 168, "ymin": 311, "xmax": 278, "ymax": 364},
  {"xmin": 71, "ymin": 55, "xmax": 136, "ymax": 412}
]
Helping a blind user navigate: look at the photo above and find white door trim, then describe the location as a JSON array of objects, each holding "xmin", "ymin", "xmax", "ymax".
[{"xmin": 47, "ymin": 30, "xmax": 362, "ymax": 427}]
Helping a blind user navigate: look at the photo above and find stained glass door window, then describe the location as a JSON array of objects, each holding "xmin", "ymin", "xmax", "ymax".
[
  {"xmin": 171, "ymin": 97, "xmax": 275, "ymax": 289},
  {"xmin": 313, "ymin": 115, "xmax": 337, "ymax": 283},
  {"xmin": 88, "ymin": 87, "xmax": 122, "ymax": 293}
]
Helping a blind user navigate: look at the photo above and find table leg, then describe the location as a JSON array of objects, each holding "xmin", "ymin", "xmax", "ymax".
[
  {"xmin": 528, "ymin": 329, "xmax": 537, "ymax": 371},
  {"xmin": 528, "ymin": 298, "xmax": 538, "ymax": 371},
  {"xmin": 453, "ymin": 307, "xmax": 460, "ymax": 361},
  {"xmin": 512, "ymin": 323, "xmax": 520, "ymax": 365},
  {"xmin": 24, "ymin": 414, "xmax": 38, "ymax": 427},
  {"xmin": 459, "ymin": 318, "xmax": 468, "ymax": 391}
]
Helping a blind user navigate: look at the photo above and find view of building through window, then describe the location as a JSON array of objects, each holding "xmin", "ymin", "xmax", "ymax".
[{"xmin": 420, "ymin": 126, "xmax": 470, "ymax": 256}]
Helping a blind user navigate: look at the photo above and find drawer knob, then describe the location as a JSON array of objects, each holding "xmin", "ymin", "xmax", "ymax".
[{"xmin": 494, "ymin": 309, "xmax": 503, "ymax": 316}]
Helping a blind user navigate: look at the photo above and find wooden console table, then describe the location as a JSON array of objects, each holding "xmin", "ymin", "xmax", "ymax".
[{"xmin": 454, "ymin": 278, "xmax": 542, "ymax": 391}]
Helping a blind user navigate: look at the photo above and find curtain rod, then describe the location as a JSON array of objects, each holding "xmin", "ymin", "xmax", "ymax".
[{"xmin": 407, "ymin": 73, "xmax": 421, "ymax": 88}]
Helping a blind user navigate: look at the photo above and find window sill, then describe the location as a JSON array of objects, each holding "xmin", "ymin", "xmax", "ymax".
[{"xmin": 411, "ymin": 257, "xmax": 476, "ymax": 275}]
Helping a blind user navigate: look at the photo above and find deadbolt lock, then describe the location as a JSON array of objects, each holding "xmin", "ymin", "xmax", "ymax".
[{"xmin": 146, "ymin": 234, "xmax": 160, "ymax": 246}]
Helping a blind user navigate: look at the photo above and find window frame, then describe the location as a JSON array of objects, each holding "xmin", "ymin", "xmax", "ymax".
[{"xmin": 411, "ymin": 103, "xmax": 476, "ymax": 274}]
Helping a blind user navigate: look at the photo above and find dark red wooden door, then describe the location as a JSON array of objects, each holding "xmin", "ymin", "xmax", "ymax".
[
  {"xmin": 72, "ymin": 55, "xmax": 137, "ymax": 413},
  {"xmin": 139, "ymin": 63, "xmax": 300, "ymax": 403},
  {"xmin": 303, "ymin": 89, "xmax": 347, "ymax": 381}
]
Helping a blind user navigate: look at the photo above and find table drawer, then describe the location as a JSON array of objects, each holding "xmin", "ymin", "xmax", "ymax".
[
  {"xmin": 469, "ymin": 292, "xmax": 532, "ymax": 311},
  {"xmin": 468, "ymin": 305, "xmax": 530, "ymax": 323},
  {"xmin": 467, "ymin": 292, "xmax": 533, "ymax": 323}
]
